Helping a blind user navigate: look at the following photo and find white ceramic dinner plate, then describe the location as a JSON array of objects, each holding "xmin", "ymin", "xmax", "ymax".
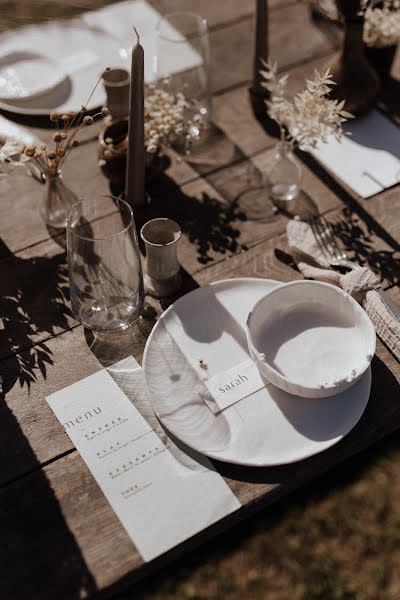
[
  {"xmin": 0, "ymin": 52, "xmax": 67, "ymax": 102},
  {"xmin": 143, "ymin": 278, "xmax": 372, "ymax": 467},
  {"xmin": 0, "ymin": 24, "xmax": 126, "ymax": 115}
]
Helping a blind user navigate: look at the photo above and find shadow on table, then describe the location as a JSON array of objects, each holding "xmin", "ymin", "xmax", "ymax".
[
  {"xmin": 380, "ymin": 77, "xmax": 400, "ymax": 123},
  {"xmin": 332, "ymin": 207, "xmax": 400, "ymax": 286},
  {"xmin": 274, "ymin": 198, "xmax": 400, "ymax": 289},
  {"xmin": 0, "ymin": 238, "xmax": 97, "ymax": 598},
  {"xmin": 343, "ymin": 110, "xmax": 400, "ymax": 158},
  {"xmin": 135, "ymin": 172, "xmax": 248, "ymax": 266},
  {"xmin": 213, "ymin": 354, "xmax": 400, "ymax": 484},
  {"xmin": 0, "ymin": 238, "xmax": 72, "ymax": 386},
  {"xmin": 298, "ymin": 150, "xmax": 400, "ymax": 254}
]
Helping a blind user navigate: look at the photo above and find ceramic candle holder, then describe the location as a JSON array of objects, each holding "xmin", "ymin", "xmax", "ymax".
[
  {"xmin": 102, "ymin": 68, "xmax": 130, "ymax": 120},
  {"xmin": 140, "ymin": 218, "xmax": 182, "ymax": 298}
]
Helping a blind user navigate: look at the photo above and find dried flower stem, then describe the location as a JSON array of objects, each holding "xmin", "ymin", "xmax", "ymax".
[{"xmin": 260, "ymin": 59, "xmax": 353, "ymax": 150}]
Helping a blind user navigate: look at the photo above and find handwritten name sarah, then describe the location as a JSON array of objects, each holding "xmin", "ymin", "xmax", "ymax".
[{"xmin": 218, "ymin": 373, "xmax": 248, "ymax": 393}]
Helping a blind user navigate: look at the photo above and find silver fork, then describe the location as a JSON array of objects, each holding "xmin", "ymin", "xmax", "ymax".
[
  {"xmin": 308, "ymin": 215, "xmax": 360, "ymax": 270},
  {"xmin": 308, "ymin": 215, "xmax": 400, "ymax": 322}
]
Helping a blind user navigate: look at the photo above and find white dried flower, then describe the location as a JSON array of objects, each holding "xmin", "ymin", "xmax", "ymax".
[
  {"xmin": 318, "ymin": 0, "xmax": 400, "ymax": 47},
  {"xmin": 363, "ymin": 0, "xmax": 400, "ymax": 47},
  {"xmin": 260, "ymin": 60, "xmax": 353, "ymax": 150},
  {"xmin": 144, "ymin": 79, "xmax": 196, "ymax": 155}
]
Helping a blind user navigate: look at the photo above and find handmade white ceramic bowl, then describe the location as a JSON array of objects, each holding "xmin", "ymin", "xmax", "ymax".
[{"xmin": 246, "ymin": 280, "xmax": 376, "ymax": 399}]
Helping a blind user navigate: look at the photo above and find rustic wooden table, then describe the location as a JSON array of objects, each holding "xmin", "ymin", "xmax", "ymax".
[{"xmin": 1, "ymin": 1, "xmax": 399, "ymax": 598}]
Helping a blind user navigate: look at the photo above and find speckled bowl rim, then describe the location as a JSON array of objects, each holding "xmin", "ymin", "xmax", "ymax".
[{"xmin": 246, "ymin": 280, "xmax": 376, "ymax": 398}]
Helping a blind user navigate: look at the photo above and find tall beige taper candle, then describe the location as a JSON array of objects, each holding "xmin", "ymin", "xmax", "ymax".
[
  {"xmin": 251, "ymin": 0, "xmax": 269, "ymax": 98},
  {"xmin": 125, "ymin": 27, "xmax": 145, "ymax": 209}
]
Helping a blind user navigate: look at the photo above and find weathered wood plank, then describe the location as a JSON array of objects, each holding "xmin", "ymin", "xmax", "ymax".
[
  {"xmin": 354, "ymin": 185, "xmax": 400, "ymax": 248},
  {"xmin": 195, "ymin": 205, "xmax": 400, "ymax": 290},
  {"xmin": 1, "ymin": 140, "xmax": 360, "ymax": 368},
  {"xmin": 298, "ymin": 152, "xmax": 400, "ymax": 258},
  {"xmin": 1, "ymin": 201, "xmax": 399, "ymax": 488},
  {"xmin": 148, "ymin": 0, "xmax": 254, "ymax": 27},
  {"xmin": 210, "ymin": 2, "xmax": 333, "ymax": 94},
  {"xmin": 213, "ymin": 53, "xmax": 336, "ymax": 157},
  {"xmin": 1, "ymin": 336, "xmax": 399, "ymax": 600},
  {"xmin": 0, "ymin": 4, "xmax": 399, "ymax": 598},
  {"xmin": 0, "ymin": 48, "xmax": 342, "ymax": 261}
]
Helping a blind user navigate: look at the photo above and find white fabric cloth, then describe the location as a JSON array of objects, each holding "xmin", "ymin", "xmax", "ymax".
[{"xmin": 310, "ymin": 110, "xmax": 400, "ymax": 199}]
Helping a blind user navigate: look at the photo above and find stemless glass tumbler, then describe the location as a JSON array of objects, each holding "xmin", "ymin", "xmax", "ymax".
[
  {"xmin": 67, "ymin": 196, "xmax": 144, "ymax": 332},
  {"xmin": 155, "ymin": 12, "xmax": 211, "ymax": 147}
]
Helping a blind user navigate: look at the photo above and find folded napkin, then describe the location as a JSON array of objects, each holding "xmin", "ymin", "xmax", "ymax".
[
  {"xmin": 287, "ymin": 219, "xmax": 400, "ymax": 362},
  {"xmin": 0, "ymin": 115, "xmax": 35, "ymax": 173}
]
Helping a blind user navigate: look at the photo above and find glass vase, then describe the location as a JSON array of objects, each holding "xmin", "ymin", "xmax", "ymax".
[
  {"xmin": 267, "ymin": 137, "xmax": 302, "ymax": 206},
  {"xmin": 41, "ymin": 170, "xmax": 78, "ymax": 229}
]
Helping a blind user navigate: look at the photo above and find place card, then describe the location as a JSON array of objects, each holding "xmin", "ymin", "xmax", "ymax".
[
  {"xmin": 47, "ymin": 357, "xmax": 240, "ymax": 562},
  {"xmin": 199, "ymin": 358, "xmax": 267, "ymax": 414}
]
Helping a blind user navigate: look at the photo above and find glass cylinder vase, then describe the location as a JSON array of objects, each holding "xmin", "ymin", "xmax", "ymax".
[{"xmin": 41, "ymin": 170, "xmax": 78, "ymax": 229}]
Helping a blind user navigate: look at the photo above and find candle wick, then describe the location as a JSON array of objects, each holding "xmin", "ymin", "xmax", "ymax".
[{"xmin": 133, "ymin": 26, "xmax": 140, "ymax": 44}]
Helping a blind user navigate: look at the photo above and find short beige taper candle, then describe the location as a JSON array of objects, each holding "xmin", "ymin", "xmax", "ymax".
[{"xmin": 125, "ymin": 27, "xmax": 145, "ymax": 209}]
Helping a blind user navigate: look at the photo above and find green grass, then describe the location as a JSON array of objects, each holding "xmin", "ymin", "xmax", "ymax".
[
  {"xmin": 2, "ymin": 3, "xmax": 400, "ymax": 599},
  {"xmin": 118, "ymin": 433, "xmax": 400, "ymax": 600}
]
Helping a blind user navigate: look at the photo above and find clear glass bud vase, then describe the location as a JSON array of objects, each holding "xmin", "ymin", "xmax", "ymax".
[
  {"xmin": 41, "ymin": 170, "xmax": 78, "ymax": 229},
  {"xmin": 267, "ymin": 135, "xmax": 302, "ymax": 206}
]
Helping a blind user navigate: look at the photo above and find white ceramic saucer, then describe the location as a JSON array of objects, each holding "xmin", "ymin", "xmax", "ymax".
[{"xmin": 142, "ymin": 278, "xmax": 372, "ymax": 466}]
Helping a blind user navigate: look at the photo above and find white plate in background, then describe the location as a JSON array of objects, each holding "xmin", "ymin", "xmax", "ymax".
[{"xmin": 0, "ymin": 23, "xmax": 126, "ymax": 116}]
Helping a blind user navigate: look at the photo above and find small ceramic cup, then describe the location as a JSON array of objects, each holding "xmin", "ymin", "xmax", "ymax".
[
  {"xmin": 140, "ymin": 218, "xmax": 182, "ymax": 297},
  {"xmin": 102, "ymin": 68, "xmax": 130, "ymax": 119}
]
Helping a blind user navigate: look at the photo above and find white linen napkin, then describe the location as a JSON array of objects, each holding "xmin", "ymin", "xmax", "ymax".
[
  {"xmin": 0, "ymin": 115, "xmax": 42, "ymax": 176},
  {"xmin": 310, "ymin": 110, "xmax": 400, "ymax": 199},
  {"xmin": 287, "ymin": 219, "xmax": 400, "ymax": 361},
  {"xmin": 82, "ymin": 0, "xmax": 202, "ymax": 84}
]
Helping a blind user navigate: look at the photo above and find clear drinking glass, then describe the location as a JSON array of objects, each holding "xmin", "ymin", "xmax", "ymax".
[
  {"xmin": 155, "ymin": 12, "xmax": 211, "ymax": 151},
  {"xmin": 67, "ymin": 195, "xmax": 144, "ymax": 332}
]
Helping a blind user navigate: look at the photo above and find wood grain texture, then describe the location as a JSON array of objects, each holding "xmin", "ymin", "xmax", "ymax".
[
  {"xmin": 148, "ymin": 0, "xmax": 297, "ymax": 28},
  {"xmin": 1, "ymin": 338, "xmax": 399, "ymax": 600},
  {"xmin": 0, "ymin": 1, "xmax": 399, "ymax": 598},
  {"xmin": 213, "ymin": 53, "xmax": 336, "ymax": 157},
  {"xmin": 0, "ymin": 141, "xmax": 361, "ymax": 367},
  {"xmin": 210, "ymin": 2, "xmax": 333, "ymax": 94},
  {"xmin": 2, "ymin": 204, "xmax": 398, "ymax": 489}
]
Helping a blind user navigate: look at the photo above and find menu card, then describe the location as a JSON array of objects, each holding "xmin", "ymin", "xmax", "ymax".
[
  {"xmin": 310, "ymin": 110, "xmax": 400, "ymax": 198},
  {"xmin": 47, "ymin": 357, "xmax": 240, "ymax": 562}
]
